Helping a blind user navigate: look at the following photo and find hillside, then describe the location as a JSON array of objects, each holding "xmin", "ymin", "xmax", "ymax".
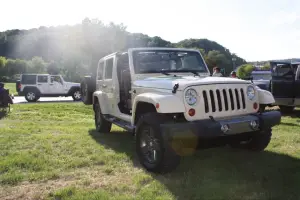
[{"xmin": 0, "ymin": 18, "xmax": 246, "ymax": 81}]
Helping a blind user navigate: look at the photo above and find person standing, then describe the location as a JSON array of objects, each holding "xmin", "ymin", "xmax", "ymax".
[
  {"xmin": 212, "ymin": 67, "xmax": 223, "ymax": 77},
  {"xmin": 230, "ymin": 71, "xmax": 237, "ymax": 78}
]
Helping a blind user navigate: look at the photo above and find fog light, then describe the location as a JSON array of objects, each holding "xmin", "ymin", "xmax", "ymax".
[
  {"xmin": 221, "ymin": 124, "xmax": 230, "ymax": 133},
  {"xmin": 250, "ymin": 120, "xmax": 259, "ymax": 130}
]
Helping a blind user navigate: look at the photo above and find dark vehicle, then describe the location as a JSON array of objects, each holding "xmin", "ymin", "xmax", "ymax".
[{"xmin": 269, "ymin": 59, "xmax": 300, "ymax": 113}]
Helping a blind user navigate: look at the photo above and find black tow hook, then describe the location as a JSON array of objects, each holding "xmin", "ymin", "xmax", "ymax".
[
  {"xmin": 172, "ymin": 83, "xmax": 179, "ymax": 94},
  {"xmin": 209, "ymin": 116, "xmax": 216, "ymax": 122}
]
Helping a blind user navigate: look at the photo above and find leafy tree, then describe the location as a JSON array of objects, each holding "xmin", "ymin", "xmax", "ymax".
[
  {"xmin": 47, "ymin": 62, "xmax": 60, "ymax": 74},
  {"xmin": 28, "ymin": 56, "xmax": 46, "ymax": 73},
  {"xmin": 237, "ymin": 64, "xmax": 255, "ymax": 79},
  {"xmin": 205, "ymin": 50, "xmax": 230, "ymax": 73}
]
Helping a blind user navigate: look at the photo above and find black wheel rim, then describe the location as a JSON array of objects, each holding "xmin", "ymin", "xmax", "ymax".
[
  {"xmin": 95, "ymin": 104, "xmax": 102, "ymax": 129},
  {"xmin": 139, "ymin": 125, "xmax": 161, "ymax": 164}
]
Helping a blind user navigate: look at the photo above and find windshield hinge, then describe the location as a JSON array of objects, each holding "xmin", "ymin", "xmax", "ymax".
[{"xmin": 172, "ymin": 83, "xmax": 179, "ymax": 94}]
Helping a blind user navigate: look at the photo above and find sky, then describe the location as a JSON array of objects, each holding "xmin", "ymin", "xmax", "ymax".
[{"xmin": 0, "ymin": 0, "xmax": 299, "ymax": 61}]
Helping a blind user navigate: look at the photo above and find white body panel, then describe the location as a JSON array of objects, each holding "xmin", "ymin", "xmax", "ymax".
[
  {"xmin": 92, "ymin": 47, "xmax": 277, "ymax": 127},
  {"xmin": 256, "ymin": 87, "xmax": 275, "ymax": 105}
]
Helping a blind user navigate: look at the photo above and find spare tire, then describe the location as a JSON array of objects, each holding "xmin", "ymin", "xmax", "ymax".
[{"xmin": 81, "ymin": 76, "xmax": 96, "ymax": 105}]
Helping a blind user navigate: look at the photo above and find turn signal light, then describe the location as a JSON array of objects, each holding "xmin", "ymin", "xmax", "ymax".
[
  {"xmin": 188, "ymin": 108, "xmax": 195, "ymax": 116},
  {"xmin": 155, "ymin": 103, "xmax": 160, "ymax": 109}
]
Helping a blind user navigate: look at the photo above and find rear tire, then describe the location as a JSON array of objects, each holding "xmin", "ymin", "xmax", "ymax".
[
  {"xmin": 94, "ymin": 102, "xmax": 111, "ymax": 133},
  {"xmin": 72, "ymin": 89, "xmax": 81, "ymax": 101},
  {"xmin": 135, "ymin": 113, "xmax": 180, "ymax": 173},
  {"xmin": 25, "ymin": 91, "xmax": 38, "ymax": 102},
  {"xmin": 229, "ymin": 129, "xmax": 272, "ymax": 151}
]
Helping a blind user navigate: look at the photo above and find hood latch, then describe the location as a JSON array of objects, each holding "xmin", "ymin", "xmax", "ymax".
[{"xmin": 172, "ymin": 83, "xmax": 179, "ymax": 94}]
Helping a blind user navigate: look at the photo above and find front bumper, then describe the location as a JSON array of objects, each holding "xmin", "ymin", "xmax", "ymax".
[{"xmin": 160, "ymin": 111, "xmax": 281, "ymax": 141}]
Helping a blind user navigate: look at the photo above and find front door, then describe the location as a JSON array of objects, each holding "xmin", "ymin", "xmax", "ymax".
[
  {"xmin": 37, "ymin": 75, "xmax": 49, "ymax": 94},
  {"xmin": 271, "ymin": 62, "xmax": 295, "ymax": 106},
  {"xmin": 49, "ymin": 75, "xmax": 65, "ymax": 94},
  {"xmin": 102, "ymin": 57, "xmax": 115, "ymax": 114}
]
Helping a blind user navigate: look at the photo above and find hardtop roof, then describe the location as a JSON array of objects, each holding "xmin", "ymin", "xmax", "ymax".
[{"xmin": 270, "ymin": 58, "xmax": 300, "ymax": 65}]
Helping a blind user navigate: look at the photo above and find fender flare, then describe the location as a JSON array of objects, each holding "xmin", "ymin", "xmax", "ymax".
[
  {"xmin": 132, "ymin": 93, "xmax": 186, "ymax": 125},
  {"xmin": 92, "ymin": 91, "xmax": 110, "ymax": 114},
  {"xmin": 256, "ymin": 87, "xmax": 275, "ymax": 105},
  {"xmin": 67, "ymin": 86, "xmax": 81, "ymax": 95},
  {"xmin": 23, "ymin": 86, "xmax": 41, "ymax": 95}
]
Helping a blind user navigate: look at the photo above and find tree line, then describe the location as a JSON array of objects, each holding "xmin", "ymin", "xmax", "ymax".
[{"xmin": 0, "ymin": 18, "xmax": 247, "ymax": 82}]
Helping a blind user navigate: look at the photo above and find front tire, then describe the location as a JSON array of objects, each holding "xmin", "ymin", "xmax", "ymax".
[
  {"xmin": 94, "ymin": 102, "xmax": 112, "ymax": 133},
  {"xmin": 136, "ymin": 113, "xmax": 180, "ymax": 173},
  {"xmin": 25, "ymin": 91, "xmax": 38, "ymax": 102},
  {"xmin": 230, "ymin": 129, "xmax": 272, "ymax": 151}
]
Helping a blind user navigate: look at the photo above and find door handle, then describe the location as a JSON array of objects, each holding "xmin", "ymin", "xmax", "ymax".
[
  {"xmin": 49, "ymin": 83, "xmax": 54, "ymax": 85},
  {"xmin": 37, "ymin": 84, "xmax": 42, "ymax": 85},
  {"xmin": 102, "ymin": 84, "xmax": 107, "ymax": 88}
]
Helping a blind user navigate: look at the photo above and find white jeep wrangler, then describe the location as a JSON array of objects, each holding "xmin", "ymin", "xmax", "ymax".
[
  {"xmin": 16, "ymin": 74, "xmax": 81, "ymax": 102},
  {"xmin": 84, "ymin": 48, "xmax": 281, "ymax": 173}
]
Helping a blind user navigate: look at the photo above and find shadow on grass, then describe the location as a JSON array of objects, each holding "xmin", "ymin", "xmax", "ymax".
[
  {"xmin": 89, "ymin": 129, "xmax": 300, "ymax": 200},
  {"xmin": 0, "ymin": 108, "xmax": 9, "ymax": 120},
  {"xmin": 16, "ymin": 100, "xmax": 79, "ymax": 104},
  {"xmin": 268, "ymin": 107, "xmax": 300, "ymax": 118},
  {"xmin": 280, "ymin": 122, "xmax": 300, "ymax": 127}
]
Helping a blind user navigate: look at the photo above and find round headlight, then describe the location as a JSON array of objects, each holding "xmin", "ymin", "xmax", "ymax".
[
  {"xmin": 185, "ymin": 89, "xmax": 198, "ymax": 105},
  {"xmin": 247, "ymin": 85, "xmax": 255, "ymax": 100}
]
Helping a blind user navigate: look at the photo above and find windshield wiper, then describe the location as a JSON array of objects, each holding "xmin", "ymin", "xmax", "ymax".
[
  {"xmin": 176, "ymin": 69, "xmax": 200, "ymax": 76},
  {"xmin": 142, "ymin": 69, "xmax": 171, "ymax": 76}
]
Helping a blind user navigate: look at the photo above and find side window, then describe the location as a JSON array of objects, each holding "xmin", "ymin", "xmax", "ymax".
[
  {"xmin": 105, "ymin": 58, "xmax": 114, "ymax": 79},
  {"xmin": 37, "ymin": 75, "xmax": 48, "ymax": 83},
  {"xmin": 21, "ymin": 75, "xmax": 36, "ymax": 84},
  {"xmin": 50, "ymin": 76, "xmax": 63, "ymax": 84},
  {"xmin": 98, "ymin": 62, "xmax": 104, "ymax": 80}
]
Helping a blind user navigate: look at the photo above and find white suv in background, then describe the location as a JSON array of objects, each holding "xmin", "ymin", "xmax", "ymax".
[{"xmin": 16, "ymin": 74, "xmax": 81, "ymax": 102}]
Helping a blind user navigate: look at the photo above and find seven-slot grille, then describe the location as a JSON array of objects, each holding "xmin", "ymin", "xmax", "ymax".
[{"xmin": 202, "ymin": 88, "xmax": 246, "ymax": 113}]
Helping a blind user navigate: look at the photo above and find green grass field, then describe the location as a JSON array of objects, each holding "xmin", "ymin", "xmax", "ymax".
[
  {"xmin": 0, "ymin": 103, "xmax": 299, "ymax": 200},
  {"xmin": 3, "ymin": 82, "xmax": 17, "ymax": 96}
]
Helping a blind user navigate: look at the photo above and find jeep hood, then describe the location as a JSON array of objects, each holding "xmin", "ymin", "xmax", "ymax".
[{"xmin": 133, "ymin": 76, "xmax": 250, "ymax": 90}]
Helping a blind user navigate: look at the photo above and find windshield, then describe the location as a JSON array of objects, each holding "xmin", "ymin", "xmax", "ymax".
[
  {"xmin": 271, "ymin": 63, "xmax": 294, "ymax": 77},
  {"xmin": 132, "ymin": 50, "xmax": 208, "ymax": 74}
]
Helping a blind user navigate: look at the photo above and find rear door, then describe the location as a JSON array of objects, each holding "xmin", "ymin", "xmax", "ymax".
[
  {"xmin": 37, "ymin": 75, "xmax": 49, "ymax": 94},
  {"xmin": 102, "ymin": 56, "xmax": 115, "ymax": 114},
  {"xmin": 271, "ymin": 62, "xmax": 295, "ymax": 105}
]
